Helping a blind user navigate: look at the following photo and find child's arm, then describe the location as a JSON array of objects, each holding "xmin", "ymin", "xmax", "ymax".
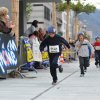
[
  {"xmin": 87, "ymin": 41, "xmax": 94, "ymax": 55},
  {"xmin": 75, "ymin": 41, "xmax": 81, "ymax": 52}
]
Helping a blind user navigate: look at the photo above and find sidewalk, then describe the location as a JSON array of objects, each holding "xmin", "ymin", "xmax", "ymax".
[{"xmin": 0, "ymin": 60, "xmax": 100, "ymax": 100}]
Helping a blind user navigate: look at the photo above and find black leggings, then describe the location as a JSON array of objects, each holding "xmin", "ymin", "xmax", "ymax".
[
  {"xmin": 49, "ymin": 53, "xmax": 61, "ymax": 81},
  {"xmin": 95, "ymin": 51, "xmax": 100, "ymax": 66}
]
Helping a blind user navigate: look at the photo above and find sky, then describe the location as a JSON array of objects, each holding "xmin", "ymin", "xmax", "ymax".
[{"xmin": 86, "ymin": 0, "xmax": 100, "ymax": 9}]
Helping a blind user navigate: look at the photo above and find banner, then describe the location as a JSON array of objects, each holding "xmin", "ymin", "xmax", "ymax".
[
  {"xmin": 20, "ymin": 36, "xmax": 42, "ymax": 64},
  {"xmin": 31, "ymin": 38, "xmax": 42, "ymax": 62},
  {"xmin": 0, "ymin": 34, "xmax": 18, "ymax": 78},
  {"xmin": 32, "ymin": 44, "xmax": 42, "ymax": 62},
  {"xmin": 42, "ymin": 52, "xmax": 49, "ymax": 61},
  {"xmin": 23, "ymin": 39, "xmax": 34, "ymax": 62},
  {"xmin": 41, "ymin": 50, "xmax": 73, "ymax": 61}
]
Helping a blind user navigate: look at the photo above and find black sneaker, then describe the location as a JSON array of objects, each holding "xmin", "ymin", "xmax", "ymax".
[
  {"xmin": 84, "ymin": 69, "xmax": 87, "ymax": 72},
  {"xmin": 80, "ymin": 74, "xmax": 84, "ymax": 77},
  {"xmin": 96, "ymin": 65, "xmax": 98, "ymax": 68},
  {"xmin": 52, "ymin": 80, "xmax": 57, "ymax": 85},
  {"xmin": 59, "ymin": 65, "xmax": 63, "ymax": 73}
]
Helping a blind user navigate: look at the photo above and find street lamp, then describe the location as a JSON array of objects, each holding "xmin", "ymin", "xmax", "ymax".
[{"xmin": 65, "ymin": 0, "xmax": 71, "ymax": 42}]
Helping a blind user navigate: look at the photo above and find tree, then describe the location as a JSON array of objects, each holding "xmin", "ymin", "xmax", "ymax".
[
  {"xmin": 84, "ymin": 32, "xmax": 91, "ymax": 41},
  {"xmin": 25, "ymin": 3, "xmax": 33, "ymax": 21},
  {"xmin": 58, "ymin": 0, "xmax": 96, "ymax": 40}
]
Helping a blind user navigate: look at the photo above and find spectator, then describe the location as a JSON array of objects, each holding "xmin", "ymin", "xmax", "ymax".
[
  {"xmin": 29, "ymin": 31, "xmax": 42, "ymax": 69},
  {"xmin": 0, "ymin": 7, "xmax": 15, "ymax": 36},
  {"xmin": 24, "ymin": 20, "xmax": 38, "ymax": 37},
  {"xmin": 38, "ymin": 28, "xmax": 48, "ymax": 42}
]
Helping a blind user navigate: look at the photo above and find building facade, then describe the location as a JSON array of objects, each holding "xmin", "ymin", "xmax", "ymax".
[
  {"xmin": 61, "ymin": 11, "xmax": 67, "ymax": 38},
  {"xmin": 27, "ymin": 3, "xmax": 52, "ymax": 31},
  {"xmin": 19, "ymin": 0, "xmax": 61, "ymax": 35},
  {"xmin": 61, "ymin": 10, "xmax": 74, "ymax": 39}
]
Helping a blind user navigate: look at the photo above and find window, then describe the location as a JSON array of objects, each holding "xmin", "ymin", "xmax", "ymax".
[
  {"xmin": 44, "ymin": 6, "xmax": 50, "ymax": 21},
  {"xmin": 33, "ymin": 4, "xmax": 43, "ymax": 6}
]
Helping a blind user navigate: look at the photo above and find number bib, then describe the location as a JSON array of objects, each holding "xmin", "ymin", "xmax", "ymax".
[{"xmin": 49, "ymin": 45, "xmax": 60, "ymax": 53}]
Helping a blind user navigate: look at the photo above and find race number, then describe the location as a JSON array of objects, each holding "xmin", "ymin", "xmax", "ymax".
[{"xmin": 49, "ymin": 45, "xmax": 59, "ymax": 53}]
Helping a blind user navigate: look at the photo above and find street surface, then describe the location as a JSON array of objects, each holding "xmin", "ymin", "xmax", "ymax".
[{"xmin": 0, "ymin": 59, "xmax": 100, "ymax": 100}]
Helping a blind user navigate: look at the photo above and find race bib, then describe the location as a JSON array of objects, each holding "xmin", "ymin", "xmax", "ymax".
[
  {"xmin": 95, "ymin": 46, "xmax": 100, "ymax": 50},
  {"xmin": 49, "ymin": 45, "xmax": 60, "ymax": 53}
]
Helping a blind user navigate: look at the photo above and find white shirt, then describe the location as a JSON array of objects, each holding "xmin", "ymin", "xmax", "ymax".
[{"xmin": 75, "ymin": 40, "xmax": 94, "ymax": 57}]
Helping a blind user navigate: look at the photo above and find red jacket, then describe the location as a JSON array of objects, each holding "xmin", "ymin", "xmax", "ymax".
[{"xmin": 93, "ymin": 42, "xmax": 100, "ymax": 50}]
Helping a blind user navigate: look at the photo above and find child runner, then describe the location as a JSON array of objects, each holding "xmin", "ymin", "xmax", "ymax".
[
  {"xmin": 93, "ymin": 37, "xmax": 100, "ymax": 68},
  {"xmin": 40, "ymin": 26, "xmax": 70, "ymax": 85},
  {"xmin": 75, "ymin": 33, "xmax": 94, "ymax": 77}
]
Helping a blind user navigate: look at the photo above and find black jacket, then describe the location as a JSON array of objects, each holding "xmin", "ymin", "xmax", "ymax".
[{"xmin": 40, "ymin": 34, "xmax": 70, "ymax": 54}]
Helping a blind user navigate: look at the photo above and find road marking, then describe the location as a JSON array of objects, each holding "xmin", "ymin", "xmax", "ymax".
[{"xmin": 31, "ymin": 70, "xmax": 78, "ymax": 100}]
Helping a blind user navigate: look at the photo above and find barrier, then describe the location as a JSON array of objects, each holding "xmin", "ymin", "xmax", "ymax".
[
  {"xmin": 41, "ymin": 49, "xmax": 73, "ymax": 62},
  {"xmin": 0, "ymin": 34, "xmax": 74, "ymax": 78},
  {"xmin": 19, "ymin": 36, "xmax": 43, "ymax": 63},
  {"xmin": 42, "ymin": 52, "xmax": 49, "ymax": 61},
  {"xmin": 19, "ymin": 36, "xmax": 33, "ymax": 65},
  {"xmin": 0, "ymin": 33, "xmax": 19, "ymax": 78},
  {"xmin": 62, "ymin": 49, "xmax": 71, "ymax": 58},
  {"xmin": 19, "ymin": 36, "xmax": 42, "ymax": 76}
]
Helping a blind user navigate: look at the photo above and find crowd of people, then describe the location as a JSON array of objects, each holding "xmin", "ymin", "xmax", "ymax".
[
  {"xmin": 24, "ymin": 19, "xmax": 100, "ymax": 84},
  {"xmin": 24, "ymin": 20, "xmax": 71, "ymax": 85},
  {"xmin": 0, "ymin": 7, "xmax": 100, "ymax": 85}
]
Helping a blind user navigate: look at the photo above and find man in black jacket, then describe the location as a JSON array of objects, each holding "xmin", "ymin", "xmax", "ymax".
[{"xmin": 40, "ymin": 26, "xmax": 70, "ymax": 85}]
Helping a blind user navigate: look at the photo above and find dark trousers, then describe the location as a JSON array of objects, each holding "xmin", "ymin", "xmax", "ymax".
[
  {"xmin": 79, "ymin": 56, "xmax": 89, "ymax": 74},
  {"xmin": 49, "ymin": 53, "xmax": 61, "ymax": 82},
  {"xmin": 95, "ymin": 51, "xmax": 100, "ymax": 66}
]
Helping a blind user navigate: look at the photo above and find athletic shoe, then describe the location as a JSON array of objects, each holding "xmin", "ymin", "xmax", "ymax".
[
  {"xmin": 80, "ymin": 74, "xmax": 84, "ymax": 77},
  {"xmin": 96, "ymin": 65, "xmax": 99, "ymax": 68},
  {"xmin": 84, "ymin": 69, "xmax": 87, "ymax": 72},
  {"xmin": 59, "ymin": 65, "xmax": 63, "ymax": 73},
  {"xmin": 52, "ymin": 80, "xmax": 57, "ymax": 85}
]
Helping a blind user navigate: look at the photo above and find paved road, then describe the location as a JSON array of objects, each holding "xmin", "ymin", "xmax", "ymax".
[{"xmin": 0, "ymin": 60, "xmax": 100, "ymax": 100}]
